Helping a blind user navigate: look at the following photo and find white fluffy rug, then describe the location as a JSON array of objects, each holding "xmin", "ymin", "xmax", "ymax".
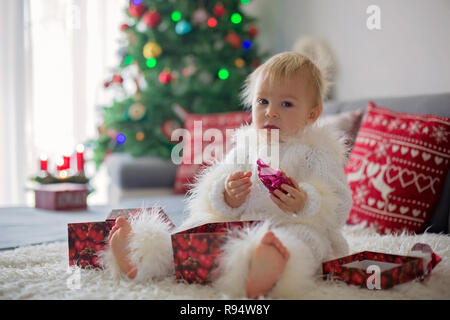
[{"xmin": 1, "ymin": 225, "xmax": 449, "ymax": 300}]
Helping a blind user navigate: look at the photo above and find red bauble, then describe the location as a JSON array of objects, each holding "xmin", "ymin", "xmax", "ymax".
[
  {"xmin": 252, "ymin": 59, "xmax": 260, "ymax": 68},
  {"xmin": 142, "ymin": 10, "xmax": 161, "ymax": 28},
  {"xmin": 158, "ymin": 71, "xmax": 173, "ymax": 84},
  {"xmin": 247, "ymin": 25, "xmax": 259, "ymax": 37},
  {"xmin": 128, "ymin": 4, "xmax": 146, "ymax": 18},
  {"xmin": 161, "ymin": 119, "xmax": 182, "ymax": 141},
  {"xmin": 112, "ymin": 74, "xmax": 123, "ymax": 84},
  {"xmin": 213, "ymin": 3, "xmax": 226, "ymax": 18},
  {"xmin": 225, "ymin": 32, "xmax": 241, "ymax": 49},
  {"xmin": 120, "ymin": 24, "xmax": 129, "ymax": 32}
]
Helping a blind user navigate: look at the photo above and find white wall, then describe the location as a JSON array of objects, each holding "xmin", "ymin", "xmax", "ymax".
[{"xmin": 245, "ymin": 0, "xmax": 450, "ymax": 101}]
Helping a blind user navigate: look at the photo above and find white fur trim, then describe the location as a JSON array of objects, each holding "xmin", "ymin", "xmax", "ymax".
[
  {"xmin": 208, "ymin": 174, "xmax": 249, "ymax": 219},
  {"xmin": 268, "ymin": 227, "xmax": 318, "ymax": 299},
  {"xmin": 127, "ymin": 210, "xmax": 175, "ymax": 281},
  {"xmin": 213, "ymin": 222, "xmax": 320, "ymax": 299},
  {"xmin": 213, "ymin": 222, "xmax": 271, "ymax": 298},
  {"xmin": 98, "ymin": 243, "xmax": 122, "ymax": 279},
  {"xmin": 297, "ymin": 182, "xmax": 321, "ymax": 216}
]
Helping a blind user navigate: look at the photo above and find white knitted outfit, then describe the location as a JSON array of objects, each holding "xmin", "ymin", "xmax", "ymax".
[{"xmin": 101, "ymin": 122, "xmax": 353, "ymax": 299}]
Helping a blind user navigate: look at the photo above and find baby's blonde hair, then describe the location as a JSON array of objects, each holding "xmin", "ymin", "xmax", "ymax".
[{"xmin": 240, "ymin": 51, "xmax": 324, "ymax": 110}]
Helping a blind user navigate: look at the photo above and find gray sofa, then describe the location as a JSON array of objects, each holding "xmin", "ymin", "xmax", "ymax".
[{"xmin": 107, "ymin": 92, "xmax": 450, "ymax": 233}]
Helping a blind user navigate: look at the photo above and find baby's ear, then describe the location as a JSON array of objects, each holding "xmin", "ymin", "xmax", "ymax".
[{"xmin": 309, "ymin": 105, "xmax": 322, "ymax": 122}]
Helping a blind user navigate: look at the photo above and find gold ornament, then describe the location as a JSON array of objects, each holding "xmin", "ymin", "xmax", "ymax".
[
  {"xmin": 143, "ymin": 42, "xmax": 162, "ymax": 59},
  {"xmin": 235, "ymin": 58, "xmax": 245, "ymax": 68},
  {"xmin": 128, "ymin": 103, "xmax": 146, "ymax": 121},
  {"xmin": 136, "ymin": 131, "xmax": 145, "ymax": 141}
]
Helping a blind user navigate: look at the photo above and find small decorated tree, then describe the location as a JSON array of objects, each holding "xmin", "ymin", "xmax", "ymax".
[{"xmin": 92, "ymin": 0, "xmax": 265, "ymax": 167}]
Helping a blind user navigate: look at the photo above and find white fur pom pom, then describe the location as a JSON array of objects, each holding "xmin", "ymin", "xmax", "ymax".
[{"xmin": 293, "ymin": 35, "xmax": 337, "ymax": 100}]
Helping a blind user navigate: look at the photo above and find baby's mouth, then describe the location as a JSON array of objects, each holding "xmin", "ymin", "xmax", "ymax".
[{"xmin": 263, "ymin": 125, "xmax": 280, "ymax": 131}]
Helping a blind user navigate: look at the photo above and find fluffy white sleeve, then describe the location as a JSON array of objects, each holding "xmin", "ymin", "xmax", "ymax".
[
  {"xmin": 186, "ymin": 146, "xmax": 252, "ymax": 220},
  {"xmin": 296, "ymin": 148, "xmax": 353, "ymax": 226}
]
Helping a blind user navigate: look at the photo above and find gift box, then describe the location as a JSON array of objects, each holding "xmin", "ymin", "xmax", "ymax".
[
  {"xmin": 322, "ymin": 244, "xmax": 442, "ymax": 289},
  {"xmin": 68, "ymin": 207, "xmax": 172, "ymax": 268},
  {"xmin": 171, "ymin": 220, "xmax": 262, "ymax": 284},
  {"xmin": 35, "ymin": 183, "xmax": 89, "ymax": 211}
]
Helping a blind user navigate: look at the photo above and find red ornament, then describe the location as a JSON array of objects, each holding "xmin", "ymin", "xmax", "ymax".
[
  {"xmin": 247, "ymin": 25, "xmax": 259, "ymax": 37},
  {"xmin": 142, "ymin": 10, "xmax": 161, "ymax": 28},
  {"xmin": 213, "ymin": 3, "xmax": 226, "ymax": 18},
  {"xmin": 112, "ymin": 74, "xmax": 123, "ymax": 84},
  {"xmin": 161, "ymin": 119, "xmax": 182, "ymax": 140},
  {"xmin": 120, "ymin": 24, "xmax": 129, "ymax": 32},
  {"xmin": 158, "ymin": 71, "xmax": 173, "ymax": 84},
  {"xmin": 128, "ymin": 3, "xmax": 146, "ymax": 18},
  {"xmin": 103, "ymin": 81, "xmax": 111, "ymax": 88},
  {"xmin": 207, "ymin": 17, "xmax": 218, "ymax": 28},
  {"xmin": 252, "ymin": 59, "xmax": 260, "ymax": 68},
  {"xmin": 225, "ymin": 32, "xmax": 241, "ymax": 49}
]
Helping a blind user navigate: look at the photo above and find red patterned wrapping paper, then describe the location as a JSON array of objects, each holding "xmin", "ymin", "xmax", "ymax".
[
  {"xmin": 68, "ymin": 207, "xmax": 172, "ymax": 268},
  {"xmin": 322, "ymin": 244, "xmax": 441, "ymax": 289},
  {"xmin": 171, "ymin": 220, "xmax": 262, "ymax": 284}
]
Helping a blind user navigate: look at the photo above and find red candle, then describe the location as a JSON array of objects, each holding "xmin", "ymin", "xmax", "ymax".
[
  {"xmin": 56, "ymin": 157, "xmax": 65, "ymax": 171},
  {"xmin": 76, "ymin": 144, "xmax": 85, "ymax": 172},
  {"xmin": 40, "ymin": 154, "xmax": 48, "ymax": 171},
  {"xmin": 63, "ymin": 155, "xmax": 71, "ymax": 170}
]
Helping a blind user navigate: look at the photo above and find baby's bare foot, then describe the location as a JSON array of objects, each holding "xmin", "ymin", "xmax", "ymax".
[
  {"xmin": 245, "ymin": 231, "xmax": 290, "ymax": 299},
  {"xmin": 109, "ymin": 216, "xmax": 137, "ymax": 279}
]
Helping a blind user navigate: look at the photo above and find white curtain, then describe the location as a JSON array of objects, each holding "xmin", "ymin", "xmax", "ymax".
[
  {"xmin": 0, "ymin": 0, "xmax": 30, "ymax": 206},
  {"xmin": 0, "ymin": 0, "xmax": 128, "ymax": 206}
]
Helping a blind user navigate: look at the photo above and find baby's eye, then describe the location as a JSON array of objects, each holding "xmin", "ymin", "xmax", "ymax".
[
  {"xmin": 281, "ymin": 101, "xmax": 293, "ymax": 107},
  {"xmin": 257, "ymin": 98, "xmax": 268, "ymax": 105}
]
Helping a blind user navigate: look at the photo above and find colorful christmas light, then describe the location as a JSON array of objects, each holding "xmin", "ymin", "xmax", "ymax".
[
  {"xmin": 124, "ymin": 56, "xmax": 133, "ymax": 65},
  {"xmin": 218, "ymin": 68, "xmax": 229, "ymax": 80},
  {"xmin": 207, "ymin": 17, "xmax": 218, "ymax": 28},
  {"xmin": 230, "ymin": 13, "xmax": 242, "ymax": 24},
  {"xmin": 146, "ymin": 57, "xmax": 157, "ymax": 68},
  {"xmin": 116, "ymin": 133, "xmax": 126, "ymax": 144},
  {"xmin": 171, "ymin": 10, "xmax": 182, "ymax": 22},
  {"xmin": 242, "ymin": 39, "xmax": 252, "ymax": 50}
]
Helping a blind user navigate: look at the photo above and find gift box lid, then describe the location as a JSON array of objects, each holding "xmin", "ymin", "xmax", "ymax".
[{"xmin": 174, "ymin": 220, "xmax": 262, "ymax": 235}]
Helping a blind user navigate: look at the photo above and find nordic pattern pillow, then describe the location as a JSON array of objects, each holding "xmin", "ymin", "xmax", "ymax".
[
  {"xmin": 345, "ymin": 101, "xmax": 450, "ymax": 234},
  {"xmin": 173, "ymin": 111, "xmax": 252, "ymax": 194}
]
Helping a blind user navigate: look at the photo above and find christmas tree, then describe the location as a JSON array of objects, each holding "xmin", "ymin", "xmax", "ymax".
[{"xmin": 92, "ymin": 0, "xmax": 266, "ymax": 168}]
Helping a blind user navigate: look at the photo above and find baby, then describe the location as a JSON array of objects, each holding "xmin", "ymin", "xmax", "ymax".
[{"xmin": 103, "ymin": 52, "xmax": 353, "ymax": 299}]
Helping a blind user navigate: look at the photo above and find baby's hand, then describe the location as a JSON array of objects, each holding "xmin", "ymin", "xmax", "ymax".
[
  {"xmin": 270, "ymin": 177, "xmax": 307, "ymax": 214},
  {"xmin": 224, "ymin": 171, "xmax": 252, "ymax": 208}
]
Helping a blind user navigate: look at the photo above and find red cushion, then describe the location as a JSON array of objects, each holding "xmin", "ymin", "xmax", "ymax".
[
  {"xmin": 173, "ymin": 111, "xmax": 252, "ymax": 194},
  {"xmin": 345, "ymin": 101, "xmax": 450, "ymax": 234}
]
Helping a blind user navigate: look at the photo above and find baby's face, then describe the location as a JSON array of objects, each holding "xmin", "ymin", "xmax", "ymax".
[{"xmin": 252, "ymin": 71, "xmax": 321, "ymax": 142}]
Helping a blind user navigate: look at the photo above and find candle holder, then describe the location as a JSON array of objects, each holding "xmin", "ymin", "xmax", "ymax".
[{"xmin": 31, "ymin": 146, "xmax": 90, "ymax": 185}]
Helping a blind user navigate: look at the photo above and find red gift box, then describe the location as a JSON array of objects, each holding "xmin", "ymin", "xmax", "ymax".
[
  {"xmin": 68, "ymin": 207, "xmax": 173, "ymax": 268},
  {"xmin": 171, "ymin": 220, "xmax": 262, "ymax": 284},
  {"xmin": 35, "ymin": 183, "xmax": 89, "ymax": 211},
  {"xmin": 322, "ymin": 244, "xmax": 441, "ymax": 289}
]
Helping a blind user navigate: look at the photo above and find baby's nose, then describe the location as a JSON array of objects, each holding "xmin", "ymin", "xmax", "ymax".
[{"xmin": 265, "ymin": 105, "xmax": 280, "ymax": 118}]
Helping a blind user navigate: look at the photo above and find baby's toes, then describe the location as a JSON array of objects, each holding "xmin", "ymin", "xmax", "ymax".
[
  {"xmin": 115, "ymin": 216, "xmax": 127, "ymax": 227},
  {"xmin": 107, "ymin": 225, "xmax": 120, "ymax": 242},
  {"xmin": 261, "ymin": 231, "xmax": 276, "ymax": 245}
]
